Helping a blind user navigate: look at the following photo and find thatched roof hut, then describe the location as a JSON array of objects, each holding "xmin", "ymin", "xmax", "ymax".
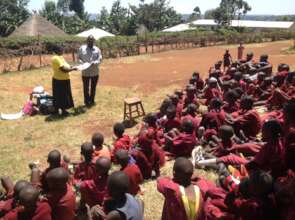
[{"xmin": 9, "ymin": 15, "xmax": 67, "ymax": 37}]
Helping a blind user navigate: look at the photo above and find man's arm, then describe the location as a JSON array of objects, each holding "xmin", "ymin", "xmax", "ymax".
[{"xmin": 77, "ymin": 47, "xmax": 84, "ymax": 64}]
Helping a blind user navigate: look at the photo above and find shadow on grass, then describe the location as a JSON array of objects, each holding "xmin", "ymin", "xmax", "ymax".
[
  {"xmin": 44, "ymin": 105, "xmax": 87, "ymax": 122},
  {"xmin": 122, "ymin": 119, "xmax": 138, "ymax": 128}
]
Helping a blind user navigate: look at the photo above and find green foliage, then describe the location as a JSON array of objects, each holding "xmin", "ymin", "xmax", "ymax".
[
  {"xmin": 188, "ymin": 6, "xmax": 201, "ymax": 22},
  {"xmin": 0, "ymin": 0, "xmax": 30, "ymax": 37},
  {"xmin": 212, "ymin": 0, "xmax": 251, "ymax": 26},
  {"xmin": 69, "ymin": 0, "xmax": 84, "ymax": 19}
]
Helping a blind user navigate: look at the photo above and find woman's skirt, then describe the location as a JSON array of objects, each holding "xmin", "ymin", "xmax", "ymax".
[{"xmin": 52, "ymin": 78, "xmax": 74, "ymax": 109}]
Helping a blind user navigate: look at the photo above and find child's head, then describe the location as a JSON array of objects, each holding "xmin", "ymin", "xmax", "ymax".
[
  {"xmin": 173, "ymin": 157, "xmax": 194, "ymax": 186},
  {"xmin": 186, "ymin": 84, "xmax": 196, "ymax": 97},
  {"xmin": 160, "ymin": 98, "xmax": 173, "ymax": 115},
  {"xmin": 143, "ymin": 113, "xmax": 157, "ymax": 126},
  {"xmin": 81, "ymin": 142, "xmax": 94, "ymax": 162},
  {"xmin": 233, "ymin": 87, "xmax": 244, "ymax": 99},
  {"xmin": 209, "ymin": 98, "xmax": 223, "ymax": 111},
  {"xmin": 107, "ymin": 171, "xmax": 129, "ymax": 200},
  {"xmin": 233, "ymin": 72, "xmax": 242, "ymax": 81},
  {"xmin": 169, "ymin": 94, "xmax": 179, "ymax": 106},
  {"xmin": 262, "ymin": 119, "xmax": 282, "ymax": 141},
  {"xmin": 208, "ymin": 77, "xmax": 218, "ymax": 88},
  {"xmin": 283, "ymin": 99, "xmax": 295, "ymax": 125},
  {"xmin": 92, "ymin": 132, "xmax": 104, "ymax": 148},
  {"xmin": 181, "ymin": 119, "xmax": 195, "ymax": 134},
  {"xmin": 246, "ymin": 52, "xmax": 254, "ymax": 61},
  {"xmin": 260, "ymin": 54, "xmax": 268, "ymax": 63},
  {"xmin": 186, "ymin": 104, "xmax": 198, "ymax": 115},
  {"xmin": 95, "ymin": 157, "xmax": 111, "ymax": 177},
  {"xmin": 113, "ymin": 123, "xmax": 125, "ymax": 138},
  {"xmin": 47, "ymin": 150, "xmax": 61, "ymax": 168},
  {"xmin": 166, "ymin": 105, "xmax": 176, "ymax": 120},
  {"xmin": 13, "ymin": 180, "xmax": 30, "ymax": 200},
  {"xmin": 224, "ymin": 90, "xmax": 238, "ymax": 104},
  {"xmin": 240, "ymin": 96, "xmax": 253, "ymax": 110},
  {"xmin": 219, "ymin": 125, "xmax": 234, "ymax": 141},
  {"xmin": 115, "ymin": 149, "xmax": 129, "ymax": 168},
  {"xmin": 46, "ymin": 167, "xmax": 69, "ymax": 191},
  {"xmin": 18, "ymin": 185, "xmax": 40, "ymax": 213},
  {"xmin": 249, "ymin": 170, "xmax": 273, "ymax": 197}
]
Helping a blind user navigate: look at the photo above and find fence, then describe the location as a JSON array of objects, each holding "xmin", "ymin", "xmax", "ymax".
[{"xmin": 0, "ymin": 30, "xmax": 294, "ymax": 73}]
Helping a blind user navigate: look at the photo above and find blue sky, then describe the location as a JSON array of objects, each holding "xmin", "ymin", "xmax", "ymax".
[{"xmin": 28, "ymin": 0, "xmax": 295, "ymax": 15}]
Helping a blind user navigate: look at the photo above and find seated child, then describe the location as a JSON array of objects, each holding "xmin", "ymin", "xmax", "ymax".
[
  {"xmin": 182, "ymin": 104, "xmax": 200, "ymax": 131},
  {"xmin": 115, "ymin": 149, "xmax": 143, "ymax": 195},
  {"xmin": 74, "ymin": 142, "xmax": 96, "ymax": 182},
  {"xmin": 46, "ymin": 167, "xmax": 75, "ymax": 220},
  {"xmin": 247, "ymin": 119, "xmax": 286, "ymax": 179},
  {"xmin": 226, "ymin": 96, "xmax": 261, "ymax": 139},
  {"xmin": 79, "ymin": 157, "xmax": 111, "ymax": 207},
  {"xmin": 157, "ymin": 157, "xmax": 204, "ymax": 220},
  {"xmin": 92, "ymin": 132, "xmax": 111, "ymax": 161},
  {"xmin": 0, "ymin": 179, "xmax": 30, "ymax": 217},
  {"xmin": 161, "ymin": 105, "xmax": 181, "ymax": 133},
  {"xmin": 132, "ymin": 130, "xmax": 165, "ymax": 179},
  {"xmin": 91, "ymin": 171, "xmax": 143, "ymax": 220},
  {"xmin": 3, "ymin": 185, "xmax": 52, "ymax": 220},
  {"xmin": 165, "ymin": 119, "xmax": 198, "ymax": 157},
  {"xmin": 111, "ymin": 123, "xmax": 131, "ymax": 160}
]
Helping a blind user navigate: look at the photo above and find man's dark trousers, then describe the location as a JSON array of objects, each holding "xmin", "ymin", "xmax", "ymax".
[{"xmin": 82, "ymin": 75, "xmax": 99, "ymax": 106}]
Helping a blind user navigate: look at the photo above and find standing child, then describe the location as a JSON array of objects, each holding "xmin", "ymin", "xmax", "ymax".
[
  {"xmin": 157, "ymin": 157, "xmax": 204, "ymax": 220},
  {"xmin": 237, "ymin": 42, "xmax": 245, "ymax": 60},
  {"xmin": 223, "ymin": 50, "xmax": 232, "ymax": 72}
]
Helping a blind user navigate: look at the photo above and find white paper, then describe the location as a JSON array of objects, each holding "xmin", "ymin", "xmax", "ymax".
[
  {"xmin": 75, "ymin": 62, "xmax": 92, "ymax": 71},
  {"xmin": 0, "ymin": 111, "xmax": 23, "ymax": 120}
]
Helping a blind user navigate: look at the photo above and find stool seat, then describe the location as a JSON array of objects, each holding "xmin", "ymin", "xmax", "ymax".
[
  {"xmin": 123, "ymin": 97, "xmax": 145, "ymax": 122},
  {"xmin": 124, "ymin": 97, "xmax": 141, "ymax": 104}
]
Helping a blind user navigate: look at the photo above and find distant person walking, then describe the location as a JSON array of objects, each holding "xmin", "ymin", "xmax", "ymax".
[
  {"xmin": 238, "ymin": 42, "xmax": 245, "ymax": 60},
  {"xmin": 51, "ymin": 45, "xmax": 77, "ymax": 116},
  {"xmin": 78, "ymin": 35, "xmax": 102, "ymax": 107},
  {"xmin": 223, "ymin": 49, "xmax": 232, "ymax": 72}
]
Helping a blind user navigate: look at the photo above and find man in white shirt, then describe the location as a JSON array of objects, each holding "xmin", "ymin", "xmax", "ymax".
[{"xmin": 77, "ymin": 35, "xmax": 102, "ymax": 106}]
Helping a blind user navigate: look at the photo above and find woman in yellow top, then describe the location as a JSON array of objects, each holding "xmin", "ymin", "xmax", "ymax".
[{"xmin": 51, "ymin": 45, "xmax": 77, "ymax": 116}]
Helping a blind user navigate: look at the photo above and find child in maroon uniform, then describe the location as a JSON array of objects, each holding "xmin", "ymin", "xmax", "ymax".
[
  {"xmin": 132, "ymin": 131, "xmax": 165, "ymax": 179},
  {"xmin": 157, "ymin": 157, "xmax": 204, "ymax": 220},
  {"xmin": 111, "ymin": 123, "xmax": 131, "ymax": 160},
  {"xmin": 161, "ymin": 105, "xmax": 181, "ymax": 133},
  {"xmin": 46, "ymin": 168, "xmax": 75, "ymax": 220},
  {"xmin": 165, "ymin": 119, "xmax": 198, "ymax": 157},
  {"xmin": 74, "ymin": 142, "xmax": 96, "ymax": 182},
  {"xmin": 247, "ymin": 119, "xmax": 286, "ymax": 179},
  {"xmin": 115, "ymin": 149, "xmax": 143, "ymax": 195},
  {"xmin": 4, "ymin": 185, "xmax": 52, "ymax": 220},
  {"xmin": 202, "ymin": 77, "xmax": 222, "ymax": 106},
  {"xmin": 79, "ymin": 157, "xmax": 111, "ymax": 207}
]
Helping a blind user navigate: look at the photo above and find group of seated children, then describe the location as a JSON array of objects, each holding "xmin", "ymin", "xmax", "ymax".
[{"xmin": 1, "ymin": 51, "xmax": 295, "ymax": 220}]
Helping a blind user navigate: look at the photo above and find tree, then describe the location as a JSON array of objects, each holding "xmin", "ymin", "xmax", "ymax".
[
  {"xmin": 40, "ymin": 0, "xmax": 61, "ymax": 24},
  {"xmin": 212, "ymin": 0, "xmax": 251, "ymax": 26},
  {"xmin": 188, "ymin": 6, "xmax": 201, "ymax": 22},
  {"xmin": 0, "ymin": 0, "xmax": 30, "ymax": 36},
  {"xmin": 97, "ymin": 7, "xmax": 110, "ymax": 30},
  {"xmin": 57, "ymin": 0, "xmax": 70, "ymax": 14},
  {"xmin": 204, "ymin": 9, "xmax": 216, "ymax": 19},
  {"xmin": 69, "ymin": 0, "xmax": 84, "ymax": 18}
]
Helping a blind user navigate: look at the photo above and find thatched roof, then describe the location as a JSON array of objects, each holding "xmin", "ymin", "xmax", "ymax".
[{"xmin": 10, "ymin": 15, "xmax": 67, "ymax": 37}]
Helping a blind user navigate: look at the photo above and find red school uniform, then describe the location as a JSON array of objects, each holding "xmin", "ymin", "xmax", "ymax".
[
  {"xmin": 4, "ymin": 201, "xmax": 52, "ymax": 220},
  {"xmin": 121, "ymin": 163, "xmax": 143, "ymax": 195},
  {"xmin": 204, "ymin": 87, "xmax": 222, "ymax": 105},
  {"xmin": 0, "ymin": 199, "xmax": 14, "ymax": 217},
  {"xmin": 157, "ymin": 177, "xmax": 204, "ymax": 220},
  {"xmin": 182, "ymin": 114, "xmax": 201, "ymax": 130},
  {"xmin": 46, "ymin": 184, "xmax": 75, "ymax": 220},
  {"xmin": 80, "ymin": 175, "xmax": 108, "ymax": 207},
  {"xmin": 284, "ymin": 124, "xmax": 295, "ymax": 170},
  {"xmin": 161, "ymin": 118, "xmax": 181, "ymax": 133},
  {"xmin": 111, "ymin": 135, "xmax": 131, "ymax": 158},
  {"xmin": 132, "ymin": 142, "xmax": 165, "ymax": 180},
  {"xmin": 233, "ymin": 109, "xmax": 261, "ymax": 138},
  {"xmin": 170, "ymin": 132, "xmax": 198, "ymax": 157},
  {"xmin": 73, "ymin": 161, "xmax": 96, "ymax": 182},
  {"xmin": 251, "ymin": 139, "xmax": 286, "ymax": 178},
  {"xmin": 200, "ymin": 110, "xmax": 226, "ymax": 130}
]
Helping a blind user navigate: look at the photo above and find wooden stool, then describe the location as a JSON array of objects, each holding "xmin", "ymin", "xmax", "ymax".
[{"xmin": 123, "ymin": 97, "xmax": 145, "ymax": 121}]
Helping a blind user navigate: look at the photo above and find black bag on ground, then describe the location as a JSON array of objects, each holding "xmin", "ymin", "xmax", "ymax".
[{"xmin": 38, "ymin": 95, "xmax": 55, "ymax": 115}]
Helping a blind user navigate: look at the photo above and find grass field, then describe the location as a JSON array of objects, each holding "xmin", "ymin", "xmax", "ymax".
[{"xmin": 1, "ymin": 40, "xmax": 295, "ymax": 219}]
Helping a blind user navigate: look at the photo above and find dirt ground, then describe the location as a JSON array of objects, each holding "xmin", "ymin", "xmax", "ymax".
[{"xmin": 100, "ymin": 40, "xmax": 295, "ymax": 91}]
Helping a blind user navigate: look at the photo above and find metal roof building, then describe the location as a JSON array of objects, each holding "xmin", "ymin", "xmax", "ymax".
[{"xmin": 163, "ymin": 19, "xmax": 295, "ymax": 32}]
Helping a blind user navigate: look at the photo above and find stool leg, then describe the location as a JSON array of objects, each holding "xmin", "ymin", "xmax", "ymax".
[
  {"xmin": 136, "ymin": 104, "xmax": 140, "ymax": 118},
  {"xmin": 123, "ymin": 102, "xmax": 126, "ymax": 121},
  {"xmin": 129, "ymin": 104, "xmax": 132, "ymax": 121},
  {"xmin": 140, "ymin": 103, "xmax": 145, "ymax": 116}
]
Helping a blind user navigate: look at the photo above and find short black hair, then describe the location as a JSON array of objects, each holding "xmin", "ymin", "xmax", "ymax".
[
  {"xmin": 107, "ymin": 171, "xmax": 129, "ymax": 197},
  {"xmin": 182, "ymin": 119, "xmax": 195, "ymax": 134},
  {"xmin": 113, "ymin": 123, "xmax": 125, "ymax": 137},
  {"xmin": 262, "ymin": 119, "xmax": 282, "ymax": 138},
  {"xmin": 47, "ymin": 150, "xmax": 61, "ymax": 167},
  {"xmin": 92, "ymin": 132, "xmax": 104, "ymax": 146},
  {"xmin": 81, "ymin": 142, "xmax": 94, "ymax": 161}
]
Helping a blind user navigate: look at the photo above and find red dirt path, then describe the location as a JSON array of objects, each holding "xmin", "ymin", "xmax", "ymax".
[{"xmin": 99, "ymin": 40, "xmax": 295, "ymax": 92}]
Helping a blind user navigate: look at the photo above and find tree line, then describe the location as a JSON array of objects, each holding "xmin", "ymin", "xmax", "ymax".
[{"xmin": 1, "ymin": 0, "xmax": 294, "ymax": 38}]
